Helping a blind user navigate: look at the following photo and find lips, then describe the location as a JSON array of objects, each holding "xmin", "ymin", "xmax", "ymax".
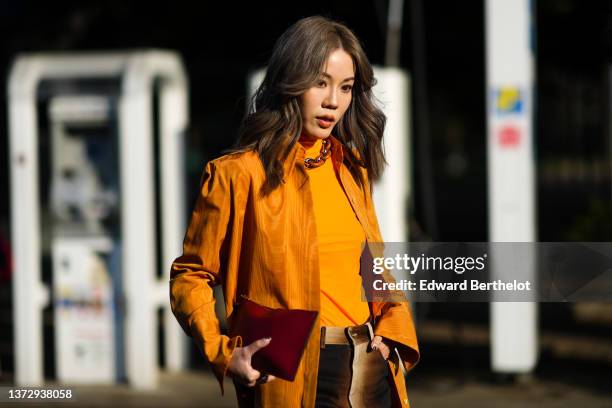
[{"xmin": 316, "ymin": 115, "xmax": 335, "ymax": 129}]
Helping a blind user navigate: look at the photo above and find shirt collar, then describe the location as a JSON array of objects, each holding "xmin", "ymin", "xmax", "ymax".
[{"xmin": 283, "ymin": 135, "xmax": 345, "ymax": 181}]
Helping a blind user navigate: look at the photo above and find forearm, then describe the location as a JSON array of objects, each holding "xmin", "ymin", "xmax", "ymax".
[{"xmin": 170, "ymin": 266, "xmax": 242, "ymax": 393}]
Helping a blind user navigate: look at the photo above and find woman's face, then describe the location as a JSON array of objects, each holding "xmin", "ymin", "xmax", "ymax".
[{"xmin": 299, "ymin": 48, "xmax": 355, "ymax": 140}]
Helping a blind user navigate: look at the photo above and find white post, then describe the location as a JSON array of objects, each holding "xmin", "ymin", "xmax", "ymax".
[
  {"xmin": 120, "ymin": 55, "xmax": 158, "ymax": 389},
  {"xmin": 121, "ymin": 51, "xmax": 190, "ymax": 388},
  {"xmin": 485, "ymin": 0, "xmax": 538, "ymax": 374},
  {"xmin": 371, "ymin": 67, "xmax": 411, "ymax": 243},
  {"xmin": 158, "ymin": 58, "xmax": 189, "ymax": 372},
  {"xmin": 8, "ymin": 58, "xmax": 48, "ymax": 386}
]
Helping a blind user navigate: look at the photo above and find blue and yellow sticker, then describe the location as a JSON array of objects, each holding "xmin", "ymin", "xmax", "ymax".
[{"xmin": 494, "ymin": 87, "xmax": 523, "ymax": 114}]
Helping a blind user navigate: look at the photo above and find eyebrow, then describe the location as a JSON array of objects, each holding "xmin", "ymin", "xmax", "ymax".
[{"xmin": 321, "ymin": 72, "xmax": 355, "ymax": 82}]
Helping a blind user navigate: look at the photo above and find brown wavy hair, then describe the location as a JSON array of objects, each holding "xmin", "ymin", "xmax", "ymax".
[{"xmin": 230, "ymin": 16, "xmax": 386, "ymax": 194}]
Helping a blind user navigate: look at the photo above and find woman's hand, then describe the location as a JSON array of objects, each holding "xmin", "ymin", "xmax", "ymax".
[
  {"xmin": 227, "ymin": 337, "xmax": 277, "ymax": 386},
  {"xmin": 370, "ymin": 335, "xmax": 391, "ymax": 360}
]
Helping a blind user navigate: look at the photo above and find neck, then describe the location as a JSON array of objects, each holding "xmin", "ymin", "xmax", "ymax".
[
  {"xmin": 299, "ymin": 132, "xmax": 331, "ymax": 142},
  {"xmin": 298, "ymin": 133, "xmax": 321, "ymax": 147}
]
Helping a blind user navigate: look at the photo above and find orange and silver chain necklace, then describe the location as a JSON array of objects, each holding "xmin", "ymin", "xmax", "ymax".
[{"xmin": 304, "ymin": 138, "xmax": 332, "ymax": 169}]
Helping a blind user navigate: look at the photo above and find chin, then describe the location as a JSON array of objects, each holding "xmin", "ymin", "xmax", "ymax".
[{"xmin": 303, "ymin": 126, "xmax": 331, "ymax": 140}]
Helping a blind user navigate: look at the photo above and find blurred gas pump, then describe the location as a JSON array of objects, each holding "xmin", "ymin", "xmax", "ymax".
[{"xmin": 8, "ymin": 50, "xmax": 188, "ymax": 389}]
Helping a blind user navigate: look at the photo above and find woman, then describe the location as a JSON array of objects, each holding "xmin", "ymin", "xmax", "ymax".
[{"xmin": 170, "ymin": 16, "xmax": 419, "ymax": 407}]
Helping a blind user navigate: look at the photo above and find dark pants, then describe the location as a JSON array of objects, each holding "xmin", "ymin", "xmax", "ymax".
[
  {"xmin": 233, "ymin": 342, "xmax": 392, "ymax": 407},
  {"xmin": 315, "ymin": 344, "xmax": 391, "ymax": 407}
]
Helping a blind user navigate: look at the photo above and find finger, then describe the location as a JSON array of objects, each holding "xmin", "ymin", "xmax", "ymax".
[
  {"xmin": 378, "ymin": 342, "xmax": 390, "ymax": 354},
  {"xmin": 370, "ymin": 335, "xmax": 383, "ymax": 350},
  {"xmin": 244, "ymin": 337, "xmax": 272, "ymax": 355},
  {"xmin": 245, "ymin": 368, "xmax": 261, "ymax": 387},
  {"xmin": 265, "ymin": 374, "xmax": 277, "ymax": 383}
]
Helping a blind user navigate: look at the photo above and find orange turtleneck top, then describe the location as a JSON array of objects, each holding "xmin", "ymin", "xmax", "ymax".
[{"xmin": 299, "ymin": 136, "xmax": 370, "ymax": 327}]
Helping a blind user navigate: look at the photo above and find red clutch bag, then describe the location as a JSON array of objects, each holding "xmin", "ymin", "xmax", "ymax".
[{"xmin": 230, "ymin": 298, "xmax": 319, "ymax": 381}]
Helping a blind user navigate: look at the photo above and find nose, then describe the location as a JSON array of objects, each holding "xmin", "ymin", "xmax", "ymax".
[{"xmin": 322, "ymin": 87, "xmax": 338, "ymax": 110}]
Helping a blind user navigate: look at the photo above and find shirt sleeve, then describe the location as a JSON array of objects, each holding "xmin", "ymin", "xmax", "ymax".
[
  {"xmin": 360, "ymin": 167, "xmax": 421, "ymax": 373},
  {"xmin": 169, "ymin": 159, "xmax": 243, "ymax": 394},
  {"xmin": 373, "ymin": 302, "xmax": 420, "ymax": 372}
]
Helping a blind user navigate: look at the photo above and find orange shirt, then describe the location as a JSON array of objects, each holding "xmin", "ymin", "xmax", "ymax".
[{"xmin": 299, "ymin": 136, "xmax": 370, "ymax": 327}]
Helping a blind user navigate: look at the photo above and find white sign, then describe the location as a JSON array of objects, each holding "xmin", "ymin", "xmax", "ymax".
[{"xmin": 53, "ymin": 237, "xmax": 115, "ymax": 384}]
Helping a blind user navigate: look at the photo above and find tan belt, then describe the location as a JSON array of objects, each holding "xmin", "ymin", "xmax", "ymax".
[{"xmin": 320, "ymin": 323, "xmax": 373, "ymax": 348}]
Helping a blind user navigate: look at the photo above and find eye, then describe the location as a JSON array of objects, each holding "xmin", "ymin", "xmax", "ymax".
[
  {"xmin": 341, "ymin": 84, "xmax": 353, "ymax": 93},
  {"xmin": 316, "ymin": 79, "xmax": 327, "ymax": 87}
]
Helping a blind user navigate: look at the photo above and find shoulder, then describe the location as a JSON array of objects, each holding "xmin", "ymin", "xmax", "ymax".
[
  {"xmin": 209, "ymin": 149, "xmax": 259, "ymax": 172},
  {"xmin": 202, "ymin": 149, "xmax": 263, "ymax": 186}
]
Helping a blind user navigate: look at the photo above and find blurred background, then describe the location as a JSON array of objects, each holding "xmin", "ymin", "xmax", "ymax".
[{"xmin": 1, "ymin": 0, "xmax": 612, "ymax": 407}]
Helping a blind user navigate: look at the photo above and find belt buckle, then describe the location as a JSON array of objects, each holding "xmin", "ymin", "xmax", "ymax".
[
  {"xmin": 346, "ymin": 322, "xmax": 374, "ymax": 344},
  {"xmin": 320, "ymin": 326, "xmax": 327, "ymax": 349}
]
